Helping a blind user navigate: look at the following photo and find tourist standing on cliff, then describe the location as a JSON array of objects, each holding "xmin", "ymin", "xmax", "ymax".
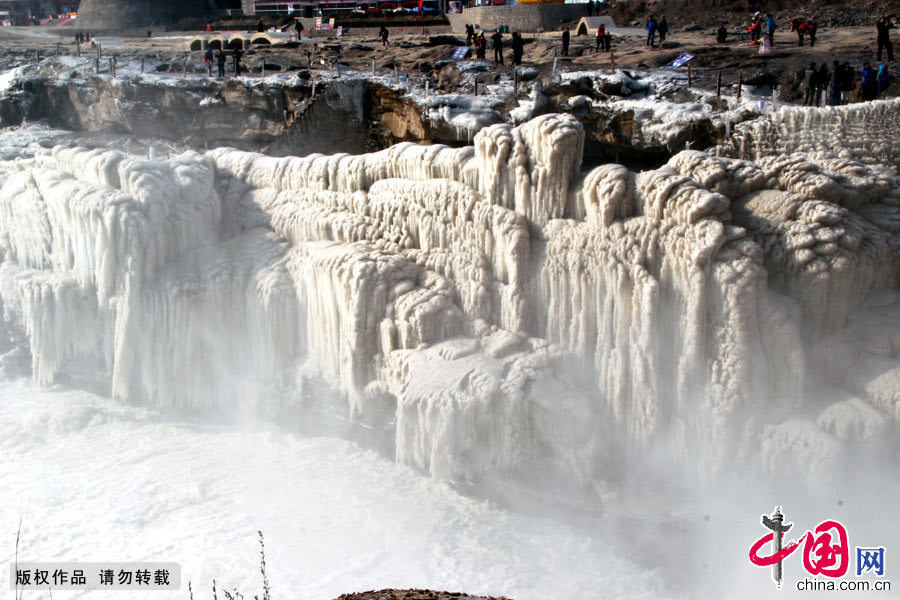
[
  {"xmin": 658, "ymin": 15, "xmax": 669, "ymax": 44},
  {"xmin": 829, "ymin": 60, "xmax": 841, "ymax": 105},
  {"xmin": 803, "ymin": 62, "xmax": 817, "ymax": 106},
  {"xmin": 476, "ymin": 31, "xmax": 487, "ymax": 59},
  {"xmin": 380, "ymin": 25, "xmax": 390, "ymax": 46},
  {"xmin": 876, "ymin": 16, "xmax": 894, "ymax": 62},
  {"xmin": 233, "ymin": 47, "xmax": 243, "ymax": 75},
  {"xmin": 561, "ymin": 27, "xmax": 570, "ymax": 56},
  {"xmin": 765, "ymin": 13, "xmax": 776, "ymax": 46},
  {"xmin": 465, "ymin": 23, "xmax": 475, "ymax": 46},
  {"xmin": 860, "ymin": 62, "xmax": 877, "ymax": 101},
  {"xmin": 646, "ymin": 15, "xmax": 657, "ymax": 48},
  {"xmin": 216, "ymin": 49, "xmax": 226, "ymax": 77},
  {"xmin": 815, "ymin": 63, "xmax": 828, "ymax": 106},
  {"xmin": 877, "ymin": 63, "xmax": 891, "ymax": 96},
  {"xmin": 491, "ymin": 29, "xmax": 504, "ymax": 64},
  {"xmin": 512, "ymin": 32, "xmax": 524, "ymax": 64},
  {"xmin": 839, "ymin": 62, "xmax": 854, "ymax": 103}
]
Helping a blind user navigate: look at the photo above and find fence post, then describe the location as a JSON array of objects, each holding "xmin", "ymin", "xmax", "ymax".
[
  {"xmin": 716, "ymin": 70, "xmax": 722, "ymax": 99},
  {"xmin": 737, "ymin": 72, "xmax": 743, "ymax": 99},
  {"xmin": 687, "ymin": 62, "xmax": 692, "ymax": 88}
]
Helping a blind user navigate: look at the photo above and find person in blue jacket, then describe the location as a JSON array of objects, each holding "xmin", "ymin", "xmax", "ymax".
[
  {"xmin": 877, "ymin": 63, "xmax": 891, "ymax": 97},
  {"xmin": 860, "ymin": 62, "xmax": 877, "ymax": 101},
  {"xmin": 766, "ymin": 13, "xmax": 776, "ymax": 46},
  {"xmin": 647, "ymin": 15, "xmax": 658, "ymax": 48}
]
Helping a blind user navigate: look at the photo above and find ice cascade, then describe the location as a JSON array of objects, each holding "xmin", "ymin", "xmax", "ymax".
[{"xmin": 1, "ymin": 112, "xmax": 899, "ymax": 487}]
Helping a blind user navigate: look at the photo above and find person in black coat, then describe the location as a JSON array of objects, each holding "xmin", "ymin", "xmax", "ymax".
[
  {"xmin": 512, "ymin": 32, "xmax": 524, "ymax": 65},
  {"xmin": 232, "ymin": 47, "xmax": 243, "ymax": 75},
  {"xmin": 561, "ymin": 27, "xmax": 570, "ymax": 56},
  {"xmin": 491, "ymin": 29, "xmax": 504, "ymax": 64},
  {"xmin": 216, "ymin": 49, "xmax": 226, "ymax": 77},
  {"xmin": 814, "ymin": 62, "xmax": 829, "ymax": 106},
  {"xmin": 877, "ymin": 16, "xmax": 894, "ymax": 62},
  {"xmin": 829, "ymin": 60, "xmax": 841, "ymax": 106}
]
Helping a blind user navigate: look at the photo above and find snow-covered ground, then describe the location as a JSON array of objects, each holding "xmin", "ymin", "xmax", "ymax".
[{"xmin": 0, "ymin": 379, "xmax": 668, "ymax": 600}]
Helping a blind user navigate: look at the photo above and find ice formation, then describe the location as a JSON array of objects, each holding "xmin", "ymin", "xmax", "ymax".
[
  {"xmin": 1, "ymin": 111, "xmax": 899, "ymax": 487},
  {"xmin": 722, "ymin": 98, "xmax": 900, "ymax": 168}
]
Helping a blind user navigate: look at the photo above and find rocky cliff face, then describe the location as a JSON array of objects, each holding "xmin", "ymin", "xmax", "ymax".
[
  {"xmin": 1, "ymin": 72, "xmax": 374, "ymax": 156},
  {"xmin": 0, "ymin": 57, "xmax": 731, "ymax": 164}
]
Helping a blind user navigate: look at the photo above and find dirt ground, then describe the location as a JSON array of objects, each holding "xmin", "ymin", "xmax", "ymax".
[
  {"xmin": 1, "ymin": 21, "xmax": 897, "ymax": 103},
  {"xmin": 0, "ymin": 23, "xmax": 900, "ymax": 101}
]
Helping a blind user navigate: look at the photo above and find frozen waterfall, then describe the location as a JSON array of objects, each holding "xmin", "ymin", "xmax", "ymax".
[{"xmin": 1, "ymin": 110, "xmax": 899, "ymax": 490}]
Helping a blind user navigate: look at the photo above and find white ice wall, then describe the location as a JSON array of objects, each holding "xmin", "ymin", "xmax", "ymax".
[
  {"xmin": 722, "ymin": 98, "xmax": 900, "ymax": 168},
  {"xmin": 2, "ymin": 112, "xmax": 899, "ymax": 486}
]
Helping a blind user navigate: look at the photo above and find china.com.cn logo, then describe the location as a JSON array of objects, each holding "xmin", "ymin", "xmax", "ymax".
[{"xmin": 749, "ymin": 506, "xmax": 887, "ymax": 590}]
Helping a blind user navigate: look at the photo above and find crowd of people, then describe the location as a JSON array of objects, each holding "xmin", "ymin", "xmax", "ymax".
[
  {"xmin": 734, "ymin": 13, "xmax": 898, "ymax": 102},
  {"xmin": 802, "ymin": 60, "xmax": 892, "ymax": 106},
  {"xmin": 462, "ymin": 25, "xmax": 509, "ymax": 63},
  {"xmin": 178, "ymin": 8, "xmax": 899, "ymax": 103},
  {"xmin": 461, "ymin": 20, "xmax": 618, "ymax": 64},
  {"xmin": 457, "ymin": 25, "xmax": 534, "ymax": 66},
  {"xmin": 738, "ymin": 11, "xmax": 895, "ymax": 62},
  {"xmin": 745, "ymin": 12, "xmax": 778, "ymax": 46},
  {"xmin": 198, "ymin": 46, "xmax": 243, "ymax": 77}
]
